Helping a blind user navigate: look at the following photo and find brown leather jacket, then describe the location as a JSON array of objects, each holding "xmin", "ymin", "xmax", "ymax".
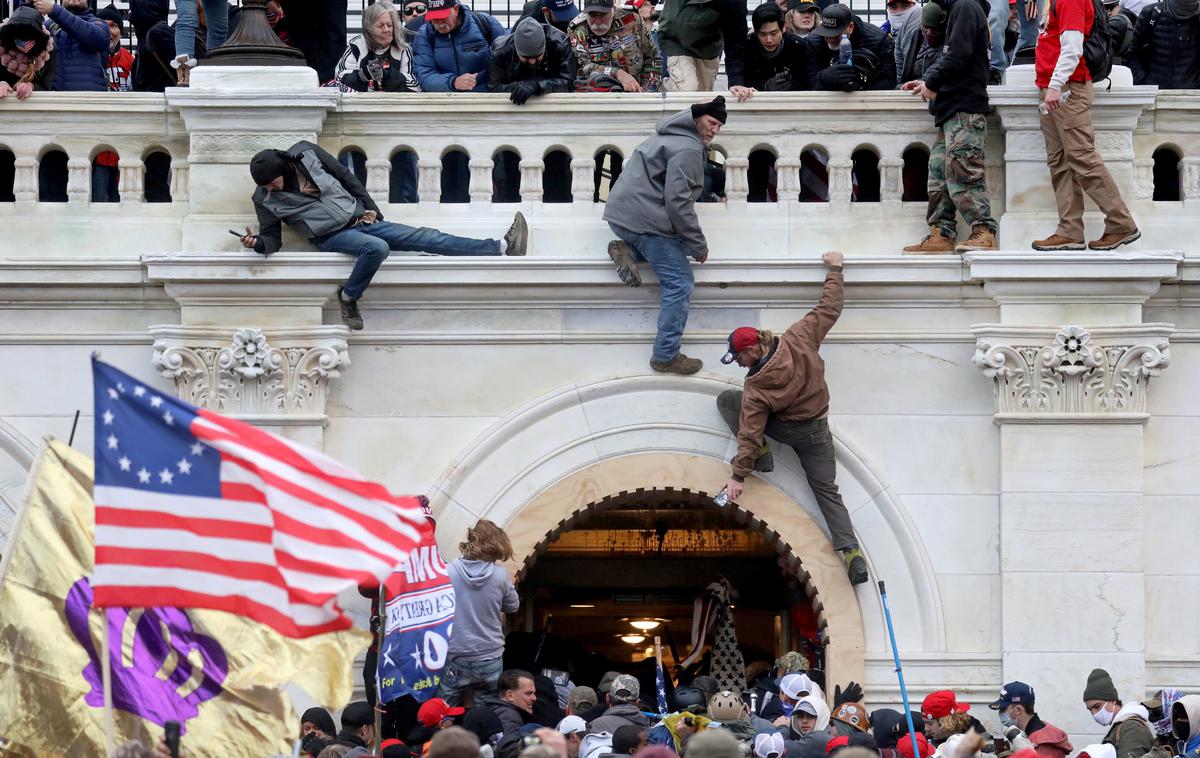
[{"xmin": 730, "ymin": 269, "xmax": 844, "ymax": 480}]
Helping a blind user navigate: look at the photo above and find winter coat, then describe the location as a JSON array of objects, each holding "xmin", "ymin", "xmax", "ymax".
[
  {"xmin": 581, "ymin": 732, "xmax": 615, "ymax": 758},
  {"xmin": 250, "ymin": 141, "xmax": 381, "ymax": 255},
  {"xmin": 412, "ymin": 5, "xmax": 507, "ymax": 91},
  {"xmin": 722, "ymin": 716, "xmax": 777, "ymax": 741},
  {"xmin": 657, "ymin": 0, "xmax": 747, "ymax": 84},
  {"xmin": 280, "ymin": 0, "xmax": 349, "ymax": 83},
  {"xmin": 920, "ymin": 0, "xmax": 991, "ymax": 125},
  {"xmin": 603, "ymin": 109, "xmax": 709, "ymax": 258},
  {"xmin": 335, "ymin": 33, "xmax": 420, "ymax": 91},
  {"xmin": 1103, "ymin": 703, "xmax": 1156, "ymax": 758},
  {"xmin": 487, "ymin": 20, "xmax": 576, "ymax": 94},
  {"xmin": 1128, "ymin": 3, "xmax": 1200, "ymax": 89},
  {"xmin": 1174, "ymin": 695, "xmax": 1200, "ymax": 757},
  {"xmin": 446, "ymin": 558, "xmax": 520, "ymax": 660},
  {"xmin": 104, "ymin": 46, "xmax": 134, "ymax": 91},
  {"xmin": 478, "ymin": 695, "xmax": 532, "ymax": 743},
  {"xmin": 567, "ymin": 8, "xmax": 663, "ymax": 91},
  {"xmin": 1010, "ymin": 715, "xmax": 1072, "ymax": 758},
  {"xmin": 131, "ymin": 19, "xmax": 183, "ymax": 92},
  {"xmin": 1109, "ymin": 7, "xmax": 1137, "ymax": 63},
  {"xmin": 893, "ymin": 7, "xmax": 924, "ymax": 84},
  {"xmin": 730, "ymin": 270, "xmax": 843, "ymax": 480},
  {"xmin": 734, "ymin": 30, "xmax": 808, "ymax": 89},
  {"xmin": 589, "ymin": 704, "xmax": 653, "ymax": 734},
  {"xmin": 46, "ymin": 3, "xmax": 108, "ymax": 91},
  {"xmin": 805, "ymin": 16, "xmax": 895, "ymax": 90}
]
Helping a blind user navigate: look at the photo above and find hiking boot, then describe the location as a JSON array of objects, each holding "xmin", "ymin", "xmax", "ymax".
[
  {"xmin": 608, "ymin": 240, "xmax": 642, "ymax": 287},
  {"xmin": 902, "ymin": 228, "xmax": 956, "ymax": 255},
  {"xmin": 650, "ymin": 354, "xmax": 702, "ymax": 375},
  {"xmin": 336, "ymin": 286, "xmax": 364, "ymax": 331},
  {"xmin": 1031, "ymin": 233, "xmax": 1085, "ymax": 251},
  {"xmin": 1089, "ymin": 228, "xmax": 1141, "ymax": 251},
  {"xmin": 841, "ymin": 547, "xmax": 869, "ymax": 585},
  {"xmin": 503, "ymin": 211, "xmax": 528, "ymax": 256},
  {"xmin": 753, "ymin": 451, "xmax": 774, "ymax": 473},
  {"xmin": 956, "ymin": 225, "xmax": 998, "ymax": 252}
]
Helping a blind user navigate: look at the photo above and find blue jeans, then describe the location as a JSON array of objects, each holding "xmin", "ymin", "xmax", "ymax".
[
  {"xmin": 437, "ymin": 655, "xmax": 503, "ymax": 707},
  {"xmin": 175, "ymin": 0, "xmax": 230, "ymax": 59},
  {"xmin": 609, "ymin": 223, "xmax": 697, "ymax": 363},
  {"xmin": 317, "ymin": 221, "xmax": 500, "ymax": 299},
  {"xmin": 988, "ymin": 0, "xmax": 1041, "ymax": 72}
]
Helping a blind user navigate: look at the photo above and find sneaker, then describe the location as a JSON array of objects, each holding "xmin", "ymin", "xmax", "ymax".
[
  {"xmin": 1088, "ymin": 228, "xmax": 1141, "ymax": 251},
  {"xmin": 650, "ymin": 354, "xmax": 702, "ymax": 375},
  {"xmin": 902, "ymin": 228, "xmax": 956, "ymax": 255},
  {"xmin": 1031, "ymin": 233, "xmax": 1086, "ymax": 251},
  {"xmin": 608, "ymin": 240, "xmax": 642, "ymax": 287},
  {"xmin": 502, "ymin": 211, "xmax": 528, "ymax": 256},
  {"xmin": 956, "ymin": 225, "xmax": 998, "ymax": 252},
  {"xmin": 336, "ymin": 286, "xmax": 364, "ymax": 331},
  {"xmin": 753, "ymin": 451, "xmax": 774, "ymax": 473},
  {"xmin": 841, "ymin": 547, "xmax": 869, "ymax": 585}
]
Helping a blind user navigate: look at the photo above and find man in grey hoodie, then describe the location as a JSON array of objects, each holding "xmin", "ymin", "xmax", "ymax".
[
  {"xmin": 438, "ymin": 520, "xmax": 521, "ymax": 706},
  {"xmin": 602, "ymin": 96, "xmax": 728, "ymax": 376}
]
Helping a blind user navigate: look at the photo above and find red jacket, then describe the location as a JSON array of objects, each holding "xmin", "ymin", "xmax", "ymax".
[{"xmin": 1028, "ymin": 722, "xmax": 1073, "ymax": 758}]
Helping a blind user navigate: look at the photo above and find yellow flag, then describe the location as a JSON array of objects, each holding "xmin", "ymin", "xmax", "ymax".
[{"xmin": 0, "ymin": 439, "xmax": 370, "ymax": 757}]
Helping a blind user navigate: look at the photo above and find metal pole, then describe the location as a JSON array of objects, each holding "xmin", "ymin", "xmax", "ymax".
[
  {"xmin": 101, "ymin": 608, "xmax": 115, "ymax": 755},
  {"xmin": 879, "ymin": 581, "xmax": 922, "ymax": 758},
  {"xmin": 68, "ymin": 410, "xmax": 80, "ymax": 446},
  {"xmin": 375, "ymin": 582, "xmax": 385, "ymax": 756}
]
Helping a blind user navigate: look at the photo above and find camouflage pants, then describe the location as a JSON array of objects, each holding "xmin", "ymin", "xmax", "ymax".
[{"xmin": 927, "ymin": 112, "xmax": 996, "ymax": 236}]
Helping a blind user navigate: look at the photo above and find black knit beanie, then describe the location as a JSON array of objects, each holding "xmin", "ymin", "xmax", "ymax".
[
  {"xmin": 249, "ymin": 149, "xmax": 291, "ymax": 186},
  {"xmin": 300, "ymin": 706, "xmax": 337, "ymax": 737},
  {"xmin": 691, "ymin": 95, "xmax": 728, "ymax": 124}
]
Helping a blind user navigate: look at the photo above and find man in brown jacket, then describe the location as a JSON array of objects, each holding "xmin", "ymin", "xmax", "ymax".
[{"xmin": 715, "ymin": 251, "xmax": 867, "ymax": 584}]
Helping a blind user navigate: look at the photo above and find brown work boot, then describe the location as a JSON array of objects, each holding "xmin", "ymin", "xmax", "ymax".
[
  {"xmin": 956, "ymin": 225, "xmax": 998, "ymax": 252},
  {"xmin": 1089, "ymin": 228, "xmax": 1141, "ymax": 251},
  {"xmin": 650, "ymin": 354, "xmax": 702, "ymax": 375},
  {"xmin": 902, "ymin": 228, "xmax": 957, "ymax": 255},
  {"xmin": 1031, "ymin": 233, "xmax": 1085, "ymax": 251},
  {"xmin": 608, "ymin": 240, "xmax": 642, "ymax": 287}
]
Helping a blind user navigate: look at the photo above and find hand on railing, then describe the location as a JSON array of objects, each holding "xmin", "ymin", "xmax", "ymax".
[{"xmin": 0, "ymin": 82, "xmax": 33, "ymax": 101}]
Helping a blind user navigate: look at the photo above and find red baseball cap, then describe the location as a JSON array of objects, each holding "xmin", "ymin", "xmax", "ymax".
[
  {"xmin": 418, "ymin": 697, "xmax": 465, "ymax": 727},
  {"xmin": 921, "ymin": 690, "xmax": 969, "ymax": 720},
  {"xmin": 424, "ymin": 0, "xmax": 459, "ymax": 20},
  {"xmin": 721, "ymin": 327, "xmax": 759, "ymax": 364},
  {"xmin": 897, "ymin": 733, "xmax": 933, "ymax": 758}
]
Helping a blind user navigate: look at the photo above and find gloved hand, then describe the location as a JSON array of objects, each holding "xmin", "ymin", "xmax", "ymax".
[
  {"xmin": 763, "ymin": 69, "xmax": 793, "ymax": 91},
  {"xmin": 819, "ymin": 63, "xmax": 861, "ymax": 91},
  {"xmin": 510, "ymin": 80, "xmax": 542, "ymax": 105},
  {"xmin": 833, "ymin": 681, "xmax": 864, "ymax": 706}
]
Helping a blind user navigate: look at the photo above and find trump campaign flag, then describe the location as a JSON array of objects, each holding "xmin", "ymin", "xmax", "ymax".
[
  {"xmin": 377, "ymin": 512, "xmax": 455, "ymax": 703},
  {"xmin": 90, "ymin": 357, "xmax": 427, "ymax": 637}
]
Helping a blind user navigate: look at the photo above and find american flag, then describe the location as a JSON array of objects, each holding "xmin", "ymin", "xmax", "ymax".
[
  {"xmin": 90, "ymin": 358, "xmax": 426, "ymax": 638},
  {"xmin": 655, "ymin": 657, "xmax": 669, "ymax": 716}
]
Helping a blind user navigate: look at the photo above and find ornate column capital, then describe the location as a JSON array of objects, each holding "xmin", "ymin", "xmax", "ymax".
[
  {"xmin": 972, "ymin": 324, "xmax": 1172, "ymax": 422},
  {"xmin": 150, "ymin": 325, "xmax": 349, "ymax": 427}
]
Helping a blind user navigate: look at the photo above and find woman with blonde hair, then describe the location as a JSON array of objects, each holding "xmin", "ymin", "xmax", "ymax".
[
  {"xmin": 335, "ymin": 1, "xmax": 420, "ymax": 92},
  {"xmin": 438, "ymin": 520, "xmax": 520, "ymax": 706}
]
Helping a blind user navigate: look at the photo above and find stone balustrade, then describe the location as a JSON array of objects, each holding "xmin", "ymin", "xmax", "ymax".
[{"xmin": 0, "ymin": 66, "xmax": 1197, "ymax": 258}]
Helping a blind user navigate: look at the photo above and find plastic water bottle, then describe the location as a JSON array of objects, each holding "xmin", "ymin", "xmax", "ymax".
[
  {"xmin": 713, "ymin": 488, "xmax": 731, "ymax": 508},
  {"xmin": 1038, "ymin": 88, "xmax": 1071, "ymax": 115},
  {"xmin": 838, "ymin": 33, "xmax": 853, "ymax": 65}
]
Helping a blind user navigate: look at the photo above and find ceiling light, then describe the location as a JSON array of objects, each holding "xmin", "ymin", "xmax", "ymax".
[
  {"xmin": 630, "ymin": 620, "xmax": 661, "ymax": 631},
  {"xmin": 619, "ymin": 634, "xmax": 646, "ymax": 644},
  {"xmin": 570, "ymin": 604, "xmax": 595, "ymax": 609}
]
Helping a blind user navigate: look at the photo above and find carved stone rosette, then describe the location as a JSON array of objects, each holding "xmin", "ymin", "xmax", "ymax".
[
  {"xmin": 972, "ymin": 325, "xmax": 1171, "ymax": 418},
  {"xmin": 150, "ymin": 326, "xmax": 349, "ymax": 417}
]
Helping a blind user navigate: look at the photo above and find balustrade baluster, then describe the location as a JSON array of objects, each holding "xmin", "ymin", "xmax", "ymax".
[
  {"xmin": 519, "ymin": 159, "xmax": 544, "ymax": 203},
  {"xmin": 571, "ymin": 158, "xmax": 596, "ymax": 203}
]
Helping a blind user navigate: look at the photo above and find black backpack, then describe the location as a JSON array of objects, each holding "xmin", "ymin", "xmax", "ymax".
[{"xmin": 1052, "ymin": 0, "xmax": 1114, "ymax": 82}]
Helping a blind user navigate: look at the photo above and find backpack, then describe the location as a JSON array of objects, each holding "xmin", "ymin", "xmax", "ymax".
[
  {"xmin": 1053, "ymin": 0, "xmax": 1115, "ymax": 81},
  {"xmin": 471, "ymin": 10, "xmax": 496, "ymax": 45}
]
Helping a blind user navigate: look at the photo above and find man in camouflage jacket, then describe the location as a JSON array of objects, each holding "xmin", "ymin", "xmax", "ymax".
[{"xmin": 567, "ymin": 0, "xmax": 663, "ymax": 91}]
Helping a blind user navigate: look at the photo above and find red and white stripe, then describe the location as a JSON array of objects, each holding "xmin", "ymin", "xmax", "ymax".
[{"xmin": 93, "ymin": 409, "xmax": 426, "ymax": 638}]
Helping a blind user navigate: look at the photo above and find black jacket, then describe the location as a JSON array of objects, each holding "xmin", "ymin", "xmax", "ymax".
[
  {"xmin": 805, "ymin": 17, "xmax": 895, "ymax": 90},
  {"xmin": 487, "ymin": 21, "xmax": 577, "ymax": 95},
  {"xmin": 280, "ymin": 0, "xmax": 349, "ymax": 83},
  {"xmin": 1128, "ymin": 3, "xmax": 1200, "ymax": 89},
  {"xmin": 516, "ymin": 0, "xmax": 573, "ymax": 34},
  {"xmin": 251, "ymin": 141, "xmax": 382, "ymax": 255},
  {"xmin": 921, "ymin": 0, "xmax": 991, "ymax": 125},
  {"xmin": 735, "ymin": 31, "xmax": 809, "ymax": 89}
]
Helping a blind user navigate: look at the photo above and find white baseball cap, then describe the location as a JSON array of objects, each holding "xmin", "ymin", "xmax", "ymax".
[
  {"xmin": 558, "ymin": 715, "xmax": 588, "ymax": 735},
  {"xmin": 780, "ymin": 673, "xmax": 816, "ymax": 700}
]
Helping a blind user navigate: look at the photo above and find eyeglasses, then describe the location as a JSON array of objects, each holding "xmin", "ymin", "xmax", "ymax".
[{"xmin": 404, "ymin": 4, "xmax": 427, "ymax": 14}]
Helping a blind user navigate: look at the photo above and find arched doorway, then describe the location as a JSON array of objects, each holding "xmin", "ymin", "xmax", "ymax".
[{"xmin": 513, "ymin": 486, "xmax": 829, "ymax": 682}]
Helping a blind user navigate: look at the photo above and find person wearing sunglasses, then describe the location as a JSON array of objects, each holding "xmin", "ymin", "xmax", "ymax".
[{"xmin": 335, "ymin": 1, "xmax": 419, "ymax": 92}]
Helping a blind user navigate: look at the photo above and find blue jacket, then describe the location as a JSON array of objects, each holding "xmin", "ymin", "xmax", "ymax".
[
  {"xmin": 47, "ymin": 4, "xmax": 108, "ymax": 91},
  {"xmin": 413, "ymin": 5, "xmax": 507, "ymax": 91}
]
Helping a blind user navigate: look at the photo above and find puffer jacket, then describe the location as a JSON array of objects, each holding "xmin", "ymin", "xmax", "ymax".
[
  {"xmin": 1127, "ymin": 2, "xmax": 1200, "ymax": 89},
  {"xmin": 805, "ymin": 16, "xmax": 895, "ymax": 90},
  {"xmin": 487, "ymin": 20, "xmax": 576, "ymax": 94},
  {"xmin": 46, "ymin": 3, "xmax": 108, "ymax": 91},
  {"xmin": 730, "ymin": 270, "xmax": 843, "ymax": 480},
  {"xmin": 657, "ymin": 0, "xmax": 747, "ymax": 84},
  {"xmin": 602, "ymin": 109, "xmax": 709, "ymax": 259},
  {"xmin": 412, "ymin": 4, "xmax": 507, "ymax": 91}
]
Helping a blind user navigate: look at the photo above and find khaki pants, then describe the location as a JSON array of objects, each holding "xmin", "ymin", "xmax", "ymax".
[
  {"xmin": 664, "ymin": 55, "xmax": 720, "ymax": 92},
  {"xmin": 1039, "ymin": 80, "xmax": 1136, "ymax": 240}
]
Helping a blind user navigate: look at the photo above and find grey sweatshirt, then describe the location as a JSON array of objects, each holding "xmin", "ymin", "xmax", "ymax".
[
  {"xmin": 602, "ymin": 109, "xmax": 709, "ymax": 259},
  {"xmin": 447, "ymin": 559, "xmax": 520, "ymax": 660}
]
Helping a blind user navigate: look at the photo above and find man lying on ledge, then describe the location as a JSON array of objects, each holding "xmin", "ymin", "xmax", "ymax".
[{"xmin": 240, "ymin": 140, "xmax": 528, "ymax": 331}]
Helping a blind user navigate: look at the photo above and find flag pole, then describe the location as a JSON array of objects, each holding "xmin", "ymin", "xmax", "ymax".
[
  {"xmin": 375, "ymin": 582, "xmax": 385, "ymax": 757},
  {"xmin": 879, "ymin": 581, "xmax": 921, "ymax": 758},
  {"xmin": 101, "ymin": 607, "xmax": 115, "ymax": 755},
  {"xmin": 654, "ymin": 636, "xmax": 665, "ymax": 715}
]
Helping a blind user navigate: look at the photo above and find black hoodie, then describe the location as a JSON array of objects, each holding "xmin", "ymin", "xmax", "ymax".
[{"xmin": 920, "ymin": 0, "xmax": 992, "ymax": 125}]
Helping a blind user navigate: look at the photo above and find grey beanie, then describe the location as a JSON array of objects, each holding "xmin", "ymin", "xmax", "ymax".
[
  {"xmin": 513, "ymin": 17, "xmax": 546, "ymax": 57},
  {"xmin": 1083, "ymin": 668, "xmax": 1120, "ymax": 702}
]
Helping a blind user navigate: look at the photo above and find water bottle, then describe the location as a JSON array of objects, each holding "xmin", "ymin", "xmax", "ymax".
[
  {"xmin": 1038, "ymin": 88, "xmax": 1071, "ymax": 115},
  {"xmin": 838, "ymin": 33, "xmax": 853, "ymax": 65},
  {"xmin": 713, "ymin": 488, "xmax": 731, "ymax": 508}
]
